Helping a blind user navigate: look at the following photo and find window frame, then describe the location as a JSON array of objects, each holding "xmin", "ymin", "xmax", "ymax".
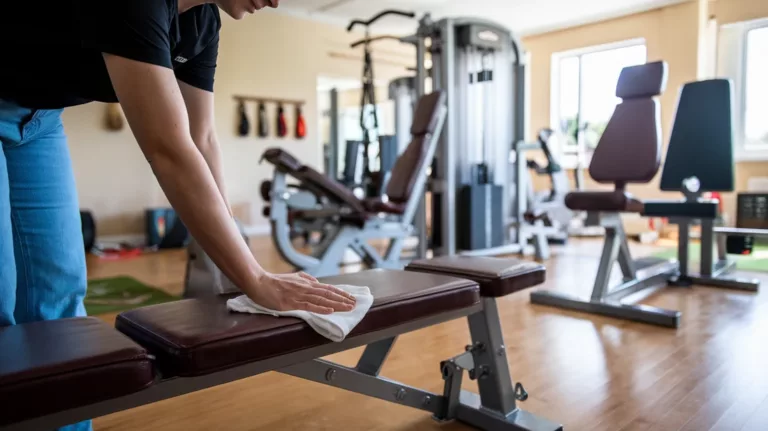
[
  {"xmin": 741, "ymin": 20, "xmax": 768, "ymax": 154},
  {"xmin": 549, "ymin": 38, "xmax": 648, "ymax": 169},
  {"xmin": 718, "ymin": 17, "xmax": 768, "ymax": 162}
]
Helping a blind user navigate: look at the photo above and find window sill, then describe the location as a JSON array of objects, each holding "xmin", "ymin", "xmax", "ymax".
[{"xmin": 735, "ymin": 148, "xmax": 768, "ymax": 163}]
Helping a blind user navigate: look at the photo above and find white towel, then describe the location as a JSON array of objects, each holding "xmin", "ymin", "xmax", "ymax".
[{"xmin": 226, "ymin": 285, "xmax": 374, "ymax": 342}]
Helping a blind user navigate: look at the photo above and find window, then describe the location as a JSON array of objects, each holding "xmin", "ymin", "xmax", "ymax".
[
  {"xmin": 551, "ymin": 40, "xmax": 647, "ymax": 167},
  {"xmin": 744, "ymin": 26, "xmax": 768, "ymax": 148},
  {"xmin": 718, "ymin": 18, "xmax": 768, "ymax": 161}
]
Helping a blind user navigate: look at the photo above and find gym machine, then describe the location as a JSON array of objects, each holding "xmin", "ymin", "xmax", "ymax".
[
  {"xmin": 347, "ymin": 10, "xmax": 416, "ymax": 198},
  {"xmin": 513, "ymin": 129, "xmax": 573, "ymax": 257},
  {"xmin": 409, "ymin": 16, "xmax": 553, "ymax": 259},
  {"xmin": 531, "ymin": 73, "xmax": 760, "ymax": 328},
  {"xmin": 259, "ymin": 75, "xmax": 418, "ymax": 253}
]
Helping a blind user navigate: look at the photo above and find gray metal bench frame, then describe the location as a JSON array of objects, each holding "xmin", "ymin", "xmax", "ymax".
[
  {"xmin": 530, "ymin": 212, "xmax": 680, "ymax": 327},
  {"xmin": 671, "ymin": 191, "xmax": 761, "ymax": 292},
  {"xmin": 2, "ymin": 294, "xmax": 561, "ymax": 431}
]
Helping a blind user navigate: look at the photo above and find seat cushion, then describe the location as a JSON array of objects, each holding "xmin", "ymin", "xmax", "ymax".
[
  {"xmin": 0, "ymin": 317, "xmax": 155, "ymax": 426},
  {"xmin": 565, "ymin": 190, "xmax": 644, "ymax": 213},
  {"xmin": 643, "ymin": 200, "xmax": 718, "ymax": 219},
  {"xmin": 116, "ymin": 270, "xmax": 479, "ymax": 377},
  {"xmin": 261, "ymin": 148, "xmax": 303, "ymax": 173},
  {"xmin": 364, "ymin": 197, "xmax": 406, "ymax": 215},
  {"xmin": 298, "ymin": 166, "xmax": 367, "ymax": 215},
  {"xmin": 405, "ymin": 256, "xmax": 545, "ymax": 298}
]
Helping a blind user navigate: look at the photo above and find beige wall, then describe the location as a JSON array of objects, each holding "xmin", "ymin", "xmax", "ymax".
[
  {"xmin": 522, "ymin": 0, "xmax": 768, "ymax": 221},
  {"xmin": 712, "ymin": 0, "xmax": 768, "ymax": 25},
  {"xmin": 65, "ymin": 11, "xmax": 413, "ymax": 237}
]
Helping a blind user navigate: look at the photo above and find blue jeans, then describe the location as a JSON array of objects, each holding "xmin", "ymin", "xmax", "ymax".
[{"xmin": 0, "ymin": 99, "xmax": 91, "ymax": 431}]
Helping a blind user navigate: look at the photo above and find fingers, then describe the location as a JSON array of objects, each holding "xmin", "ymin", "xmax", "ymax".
[
  {"xmin": 300, "ymin": 292, "xmax": 354, "ymax": 312},
  {"xmin": 270, "ymin": 0, "xmax": 280, "ymax": 7},
  {"xmin": 297, "ymin": 272, "xmax": 318, "ymax": 282},
  {"xmin": 294, "ymin": 301, "xmax": 334, "ymax": 315},
  {"xmin": 313, "ymin": 282, "xmax": 357, "ymax": 303}
]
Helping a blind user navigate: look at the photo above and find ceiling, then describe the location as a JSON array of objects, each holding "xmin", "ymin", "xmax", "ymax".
[{"xmin": 277, "ymin": 0, "xmax": 689, "ymax": 37}]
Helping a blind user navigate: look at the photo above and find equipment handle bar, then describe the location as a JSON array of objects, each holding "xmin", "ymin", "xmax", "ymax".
[
  {"xmin": 347, "ymin": 10, "xmax": 416, "ymax": 32},
  {"xmin": 350, "ymin": 35, "xmax": 404, "ymax": 48}
]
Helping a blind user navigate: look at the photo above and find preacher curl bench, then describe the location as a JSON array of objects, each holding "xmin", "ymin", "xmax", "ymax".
[
  {"xmin": 0, "ymin": 256, "xmax": 561, "ymax": 431},
  {"xmin": 260, "ymin": 91, "xmax": 447, "ymax": 277}
]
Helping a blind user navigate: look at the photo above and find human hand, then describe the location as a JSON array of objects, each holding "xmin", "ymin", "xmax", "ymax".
[{"xmin": 247, "ymin": 272, "xmax": 356, "ymax": 314}]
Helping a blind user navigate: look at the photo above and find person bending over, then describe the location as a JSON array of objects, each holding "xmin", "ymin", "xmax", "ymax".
[{"xmin": 1, "ymin": 2, "xmax": 355, "ymax": 339}]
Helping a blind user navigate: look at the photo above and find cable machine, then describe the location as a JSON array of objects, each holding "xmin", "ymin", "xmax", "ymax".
[
  {"xmin": 410, "ymin": 16, "xmax": 528, "ymax": 257},
  {"xmin": 347, "ymin": 10, "xmax": 416, "ymax": 197}
]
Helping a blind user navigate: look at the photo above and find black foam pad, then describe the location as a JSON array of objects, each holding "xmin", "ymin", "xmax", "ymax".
[
  {"xmin": 616, "ymin": 61, "xmax": 668, "ymax": 99},
  {"xmin": 660, "ymin": 79, "xmax": 735, "ymax": 192}
]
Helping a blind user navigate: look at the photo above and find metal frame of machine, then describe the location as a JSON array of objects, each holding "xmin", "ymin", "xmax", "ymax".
[{"xmin": 408, "ymin": 15, "xmax": 557, "ymax": 260}]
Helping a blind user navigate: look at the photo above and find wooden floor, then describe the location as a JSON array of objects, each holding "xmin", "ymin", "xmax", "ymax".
[{"xmin": 87, "ymin": 237, "xmax": 768, "ymax": 431}]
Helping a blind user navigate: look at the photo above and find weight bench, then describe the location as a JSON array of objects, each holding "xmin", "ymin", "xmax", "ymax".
[
  {"xmin": 530, "ymin": 61, "xmax": 682, "ymax": 328},
  {"xmin": 261, "ymin": 91, "xmax": 447, "ymax": 277},
  {"xmin": 0, "ymin": 256, "xmax": 562, "ymax": 431}
]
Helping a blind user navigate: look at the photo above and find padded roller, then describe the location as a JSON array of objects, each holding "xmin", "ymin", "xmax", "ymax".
[{"xmin": 405, "ymin": 256, "xmax": 546, "ymax": 298}]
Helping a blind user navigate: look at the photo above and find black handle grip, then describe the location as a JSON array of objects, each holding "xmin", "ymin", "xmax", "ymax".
[
  {"xmin": 350, "ymin": 35, "xmax": 404, "ymax": 49},
  {"xmin": 347, "ymin": 10, "xmax": 416, "ymax": 32}
]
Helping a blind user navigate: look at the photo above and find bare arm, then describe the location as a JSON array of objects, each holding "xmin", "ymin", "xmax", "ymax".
[
  {"xmin": 103, "ymin": 54, "xmax": 355, "ymax": 313},
  {"xmin": 177, "ymin": 80, "xmax": 231, "ymax": 215}
]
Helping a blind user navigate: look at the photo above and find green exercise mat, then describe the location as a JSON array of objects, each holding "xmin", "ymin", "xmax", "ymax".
[
  {"xmin": 85, "ymin": 276, "xmax": 178, "ymax": 316},
  {"xmin": 652, "ymin": 243, "xmax": 768, "ymax": 273}
]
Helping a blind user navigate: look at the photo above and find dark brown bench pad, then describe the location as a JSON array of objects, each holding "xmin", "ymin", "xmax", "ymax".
[
  {"xmin": 116, "ymin": 269, "xmax": 479, "ymax": 377},
  {"xmin": 565, "ymin": 190, "xmax": 644, "ymax": 213},
  {"xmin": 405, "ymin": 256, "xmax": 545, "ymax": 298},
  {"xmin": 0, "ymin": 317, "xmax": 155, "ymax": 426}
]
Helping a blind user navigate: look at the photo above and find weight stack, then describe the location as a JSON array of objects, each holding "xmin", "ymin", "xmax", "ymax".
[{"xmin": 457, "ymin": 184, "xmax": 504, "ymax": 251}]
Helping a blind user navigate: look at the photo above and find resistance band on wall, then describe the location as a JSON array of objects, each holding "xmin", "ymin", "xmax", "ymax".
[
  {"xmin": 295, "ymin": 105, "xmax": 306, "ymax": 139},
  {"xmin": 233, "ymin": 96, "xmax": 306, "ymax": 139},
  {"xmin": 257, "ymin": 101, "xmax": 269, "ymax": 138},
  {"xmin": 276, "ymin": 103, "xmax": 288, "ymax": 138},
  {"xmin": 237, "ymin": 100, "xmax": 250, "ymax": 137}
]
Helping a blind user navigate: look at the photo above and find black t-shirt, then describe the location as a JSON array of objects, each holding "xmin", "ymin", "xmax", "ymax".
[{"xmin": 0, "ymin": 0, "xmax": 221, "ymax": 109}]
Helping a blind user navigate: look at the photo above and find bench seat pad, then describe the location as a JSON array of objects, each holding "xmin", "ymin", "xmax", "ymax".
[
  {"xmin": 0, "ymin": 317, "xmax": 155, "ymax": 426},
  {"xmin": 565, "ymin": 190, "xmax": 644, "ymax": 213},
  {"xmin": 116, "ymin": 269, "xmax": 479, "ymax": 377},
  {"xmin": 406, "ymin": 256, "xmax": 545, "ymax": 298}
]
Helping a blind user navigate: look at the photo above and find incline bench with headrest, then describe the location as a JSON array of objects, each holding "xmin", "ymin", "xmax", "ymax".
[
  {"xmin": 530, "ymin": 60, "xmax": 684, "ymax": 328},
  {"xmin": 260, "ymin": 91, "xmax": 448, "ymax": 277},
  {"xmin": 0, "ymin": 257, "xmax": 561, "ymax": 431}
]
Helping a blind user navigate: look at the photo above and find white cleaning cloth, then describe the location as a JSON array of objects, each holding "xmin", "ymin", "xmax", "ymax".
[{"xmin": 226, "ymin": 285, "xmax": 374, "ymax": 342}]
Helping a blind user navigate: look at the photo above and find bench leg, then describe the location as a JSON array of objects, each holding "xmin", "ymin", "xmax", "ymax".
[
  {"xmin": 450, "ymin": 298, "xmax": 562, "ymax": 431},
  {"xmin": 355, "ymin": 337, "xmax": 397, "ymax": 376},
  {"xmin": 279, "ymin": 358, "xmax": 445, "ymax": 416},
  {"xmin": 530, "ymin": 214, "xmax": 681, "ymax": 328}
]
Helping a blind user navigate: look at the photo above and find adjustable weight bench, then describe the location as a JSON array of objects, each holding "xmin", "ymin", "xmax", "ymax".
[
  {"xmin": 0, "ymin": 257, "xmax": 562, "ymax": 431},
  {"xmin": 261, "ymin": 91, "xmax": 447, "ymax": 277},
  {"xmin": 530, "ymin": 61, "xmax": 682, "ymax": 328}
]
